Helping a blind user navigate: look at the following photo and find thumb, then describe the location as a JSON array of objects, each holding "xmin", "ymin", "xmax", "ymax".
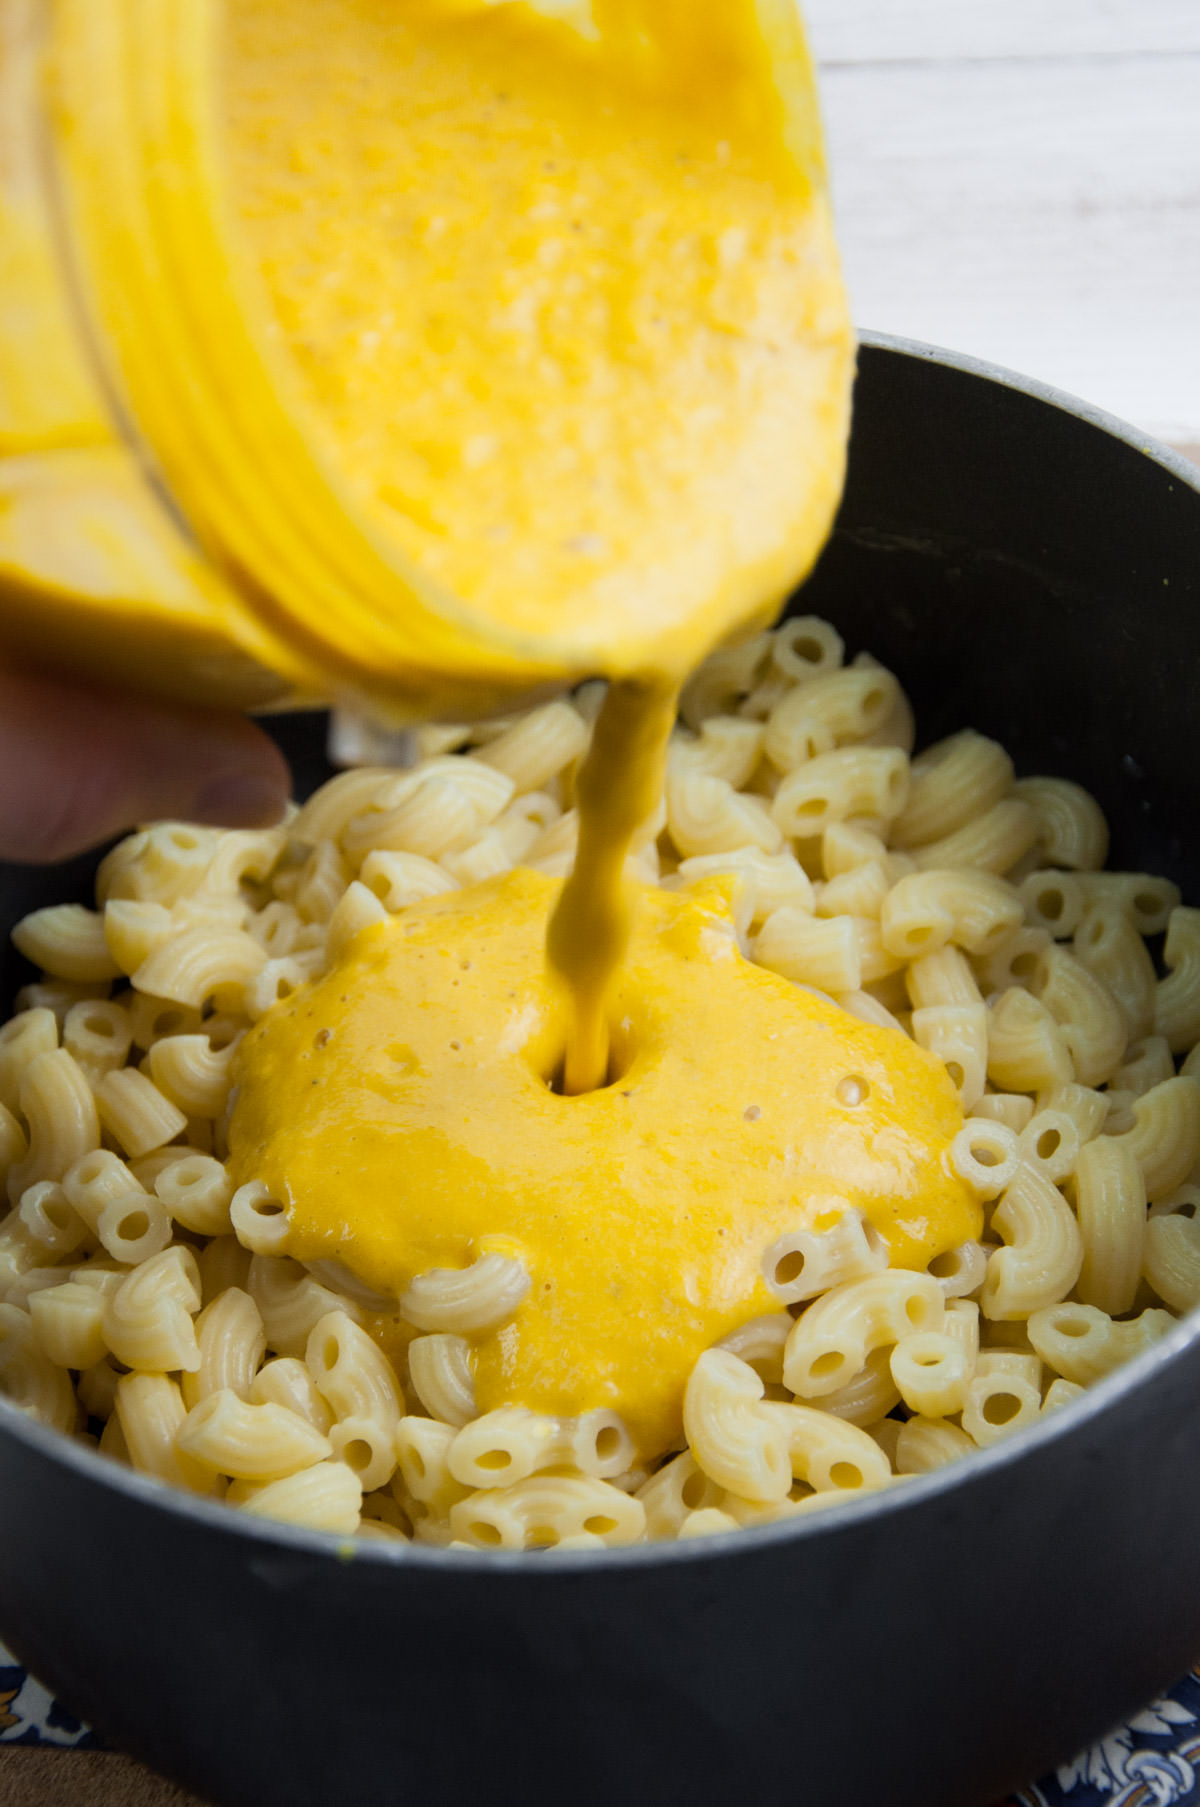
[{"xmin": 0, "ymin": 666, "xmax": 293, "ymax": 864}]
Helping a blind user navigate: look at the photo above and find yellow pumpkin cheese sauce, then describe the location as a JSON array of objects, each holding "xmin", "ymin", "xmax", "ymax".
[
  {"xmin": 230, "ymin": 871, "xmax": 980, "ymax": 1458},
  {"xmin": 218, "ymin": 0, "xmax": 980, "ymax": 1464},
  {"xmin": 223, "ymin": 0, "xmax": 852, "ymax": 672}
]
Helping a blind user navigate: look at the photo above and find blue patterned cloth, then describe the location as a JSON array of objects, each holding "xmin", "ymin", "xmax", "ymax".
[
  {"xmin": 1, "ymin": 1639, "xmax": 1198, "ymax": 1801},
  {"xmin": 0, "ymin": 1644, "xmax": 98, "ymax": 1748},
  {"xmin": 1009, "ymin": 1667, "xmax": 1200, "ymax": 1807}
]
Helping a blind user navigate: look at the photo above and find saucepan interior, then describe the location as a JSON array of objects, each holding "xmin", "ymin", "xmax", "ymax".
[{"xmin": 0, "ymin": 333, "xmax": 1199, "ymax": 1807}]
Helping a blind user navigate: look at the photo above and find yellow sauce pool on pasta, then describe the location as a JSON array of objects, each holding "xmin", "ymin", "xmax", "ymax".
[{"xmin": 230, "ymin": 870, "xmax": 980, "ymax": 1457}]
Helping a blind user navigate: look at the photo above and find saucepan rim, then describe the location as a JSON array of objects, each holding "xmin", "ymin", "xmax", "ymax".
[
  {"xmin": 857, "ymin": 328, "xmax": 1200, "ymax": 495},
  {"xmin": 1, "ymin": 1292, "xmax": 1196, "ymax": 1575},
  {"xmin": 1, "ymin": 330, "xmax": 1198, "ymax": 1578}
]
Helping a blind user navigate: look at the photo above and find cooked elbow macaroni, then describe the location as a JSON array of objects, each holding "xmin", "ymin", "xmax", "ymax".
[{"xmin": 0, "ymin": 615, "xmax": 1197, "ymax": 1550}]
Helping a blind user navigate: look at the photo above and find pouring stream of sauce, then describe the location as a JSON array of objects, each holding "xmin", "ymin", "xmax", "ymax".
[{"xmin": 547, "ymin": 678, "xmax": 678, "ymax": 1094}]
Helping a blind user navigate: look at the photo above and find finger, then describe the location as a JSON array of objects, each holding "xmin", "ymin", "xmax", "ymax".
[{"xmin": 0, "ymin": 666, "xmax": 292, "ymax": 864}]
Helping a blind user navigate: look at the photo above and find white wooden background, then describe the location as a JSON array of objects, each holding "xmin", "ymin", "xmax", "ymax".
[{"xmin": 805, "ymin": 0, "xmax": 1200, "ymax": 449}]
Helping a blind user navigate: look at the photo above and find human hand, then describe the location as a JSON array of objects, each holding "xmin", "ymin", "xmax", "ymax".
[{"xmin": 0, "ymin": 665, "xmax": 292, "ymax": 863}]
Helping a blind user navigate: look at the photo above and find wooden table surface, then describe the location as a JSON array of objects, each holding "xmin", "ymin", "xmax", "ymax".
[
  {"xmin": 0, "ymin": 1749, "xmax": 209, "ymax": 1806},
  {"xmin": 2, "ymin": 2, "xmax": 1197, "ymax": 1802}
]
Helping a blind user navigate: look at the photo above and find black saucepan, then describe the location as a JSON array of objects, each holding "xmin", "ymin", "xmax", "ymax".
[{"xmin": 0, "ymin": 334, "xmax": 1198, "ymax": 1807}]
